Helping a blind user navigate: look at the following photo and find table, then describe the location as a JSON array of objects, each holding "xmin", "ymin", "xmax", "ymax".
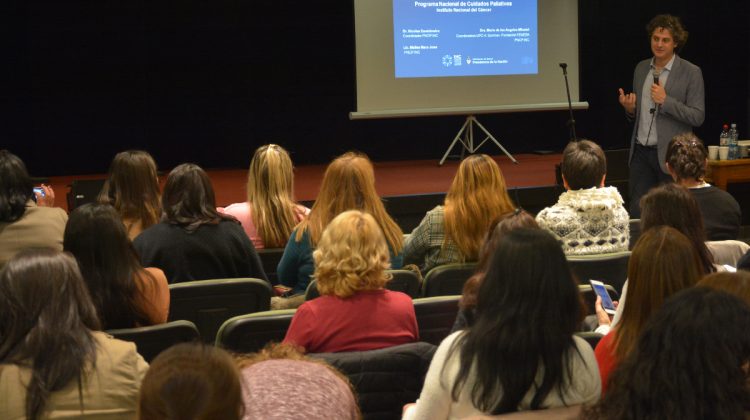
[{"xmin": 706, "ymin": 158, "xmax": 750, "ymax": 190}]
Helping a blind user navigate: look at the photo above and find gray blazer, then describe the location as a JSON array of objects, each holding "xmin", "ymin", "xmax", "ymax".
[{"xmin": 627, "ymin": 55, "xmax": 705, "ymax": 172}]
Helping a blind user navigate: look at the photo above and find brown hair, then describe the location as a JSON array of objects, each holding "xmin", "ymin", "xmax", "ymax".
[
  {"xmin": 138, "ymin": 343, "xmax": 243, "ymax": 420},
  {"xmin": 99, "ymin": 150, "xmax": 161, "ymax": 236},
  {"xmin": 665, "ymin": 133, "xmax": 707, "ymax": 182},
  {"xmin": 612, "ymin": 226, "xmax": 702, "ymax": 361},
  {"xmin": 162, "ymin": 163, "xmax": 235, "ymax": 232},
  {"xmin": 646, "ymin": 14, "xmax": 689, "ymax": 51},
  {"xmin": 560, "ymin": 140, "xmax": 607, "ymax": 190},
  {"xmin": 444, "ymin": 154, "xmax": 516, "ymax": 261},
  {"xmin": 698, "ymin": 271, "xmax": 750, "ymax": 305},
  {"xmin": 294, "ymin": 152, "xmax": 402, "ymax": 253}
]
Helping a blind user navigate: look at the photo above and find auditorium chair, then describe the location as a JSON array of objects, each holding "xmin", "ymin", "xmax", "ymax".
[
  {"xmin": 567, "ymin": 251, "xmax": 631, "ymax": 294},
  {"xmin": 310, "ymin": 341, "xmax": 436, "ymax": 420},
  {"xmin": 413, "ymin": 295, "xmax": 461, "ymax": 345},
  {"xmin": 215, "ymin": 309, "xmax": 296, "ymax": 354},
  {"xmin": 168, "ymin": 278, "xmax": 272, "ymax": 343},
  {"xmin": 257, "ymin": 247, "xmax": 285, "ymax": 284},
  {"xmin": 106, "ymin": 320, "xmax": 200, "ymax": 363},
  {"xmin": 420, "ymin": 262, "xmax": 478, "ymax": 297},
  {"xmin": 304, "ymin": 269, "xmax": 422, "ymax": 301},
  {"xmin": 575, "ymin": 331, "xmax": 605, "ymax": 350},
  {"xmin": 629, "ymin": 218, "xmax": 641, "ymax": 249}
]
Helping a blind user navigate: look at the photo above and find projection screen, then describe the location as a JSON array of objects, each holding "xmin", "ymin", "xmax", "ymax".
[{"xmin": 350, "ymin": 0, "xmax": 586, "ymax": 119}]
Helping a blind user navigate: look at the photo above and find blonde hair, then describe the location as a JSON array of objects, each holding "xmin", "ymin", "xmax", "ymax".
[
  {"xmin": 313, "ymin": 210, "xmax": 391, "ymax": 298},
  {"xmin": 444, "ymin": 154, "xmax": 515, "ymax": 261},
  {"xmin": 99, "ymin": 150, "xmax": 161, "ymax": 233},
  {"xmin": 295, "ymin": 152, "xmax": 403, "ymax": 253},
  {"xmin": 247, "ymin": 144, "xmax": 300, "ymax": 248}
]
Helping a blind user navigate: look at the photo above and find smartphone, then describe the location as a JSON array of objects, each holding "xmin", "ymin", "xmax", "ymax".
[
  {"xmin": 33, "ymin": 187, "xmax": 45, "ymax": 197},
  {"xmin": 589, "ymin": 280, "xmax": 616, "ymax": 315}
]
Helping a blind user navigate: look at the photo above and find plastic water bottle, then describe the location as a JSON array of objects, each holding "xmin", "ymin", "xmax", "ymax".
[
  {"xmin": 728, "ymin": 123, "xmax": 739, "ymax": 160},
  {"xmin": 720, "ymin": 124, "xmax": 729, "ymax": 147}
]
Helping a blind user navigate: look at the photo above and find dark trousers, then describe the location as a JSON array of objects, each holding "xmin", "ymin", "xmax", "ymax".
[{"xmin": 629, "ymin": 144, "xmax": 672, "ymax": 218}]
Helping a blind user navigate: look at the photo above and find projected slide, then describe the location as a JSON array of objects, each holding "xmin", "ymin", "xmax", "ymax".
[{"xmin": 393, "ymin": 0, "xmax": 538, "ymax": 78}]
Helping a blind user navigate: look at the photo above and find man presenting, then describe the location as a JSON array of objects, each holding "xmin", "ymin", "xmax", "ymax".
[{"xmin": 619, "ymin": 14, "xmax": 704, "ymax": 217}]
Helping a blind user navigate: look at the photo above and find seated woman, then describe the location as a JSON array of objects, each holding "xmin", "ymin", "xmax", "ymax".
[
  {"xmin": 237, "ymin": 343, "xmax": 360, "ymax": 420},
  {"xmin": 0, "ymin": 249, "xmax": 147, "ymax": 419},
  {"xmin": 584, "ymin": 287, "xmax": 750, "ymax": 419},
  {"xmin": 453, "ymin": 209, "xmax": 539, "ymax": 331},
  {"xmin": 403, "ymin": 154, "xmax": 516, "ymax": 275},
  {"xmin": 665, "ymin": 133, "xmax": 741, "ymax": 240},
  {"xmin": 594, "ymin": 226, "xmax": 702, "ymax": 392},
  {"xmin": 64, "ymin": 203, "xmax": 169, "ymax": 329},
  {"xmin": 283, "ymin": 210, "xmax": 418, "ymax": 353},
  {"xmin": 138, "ymin": 343, "xmax": 243, "ymax": 420},
  {"xmin": 219, "ymin": 144, "xmax": 309, "ymax": 249},
  {"xmin": 134, "ymin": 163, "xmax": 267, "ymax": 283},
  {"xmin": 0, "ymin": 150, "xmax": 67, "ymax": 268},
  {"xmin": 404, "ymin": 229, "xmax": 600, "ymax": 419},
  {"xmin": 277, "ymin": 152, "xmax": 403, "ymax": 301},
  {"xmin": 98, "ymin": 150, "xmax": 162, "ymax": 241}
]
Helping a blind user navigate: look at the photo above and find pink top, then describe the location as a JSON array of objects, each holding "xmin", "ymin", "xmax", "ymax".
[
  {"xmin": 218, "ymin": 202, "xmax": 309, "ymax": 249},
  {"xmin": 283, "ymin": 289, "xmax": 419, "ymax": 353}
]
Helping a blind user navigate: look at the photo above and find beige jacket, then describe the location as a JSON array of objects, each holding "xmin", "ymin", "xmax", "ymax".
[
  {"xmin": 0, "ymin": 201, "xmax": 68, "ymax": 268},
  {"xmin": 0, "ymin": 332, "xmax": 148, "ymax": 419}
]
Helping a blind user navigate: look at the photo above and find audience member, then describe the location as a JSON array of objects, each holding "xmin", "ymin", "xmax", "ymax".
[
  {"xmin": 219, "ymin": 144, "xmax": 309, "ymax": 249},
  {"xmin": 665, "ymin": 133, "xmax": 741, "ymax": 240},
  {"xmin": 594, "ymin": 226, "xmax": 702, "ymax": 392},
  {"xmin": 237, "ymin": 343, "xmax": 360, "ymax": 420},
  {"xmin": 138, "ymin": 343, "xmax": 243, "ymax": 420},
  {"xmin": 276, "ymin": 152, "xmax": 403, "ymax": 305},
  {"xmin": 584, "ymin": 287, "xmax": 750, "ymax": 420},
  {"xmin": 64, "ymin": 203, "xmax": 169, "ymax": 329},
  {"xmin": 283, "ymin": 210, "xmax": 417, "ymax": 352},
  {"xmin": 698, "ymin": 270, "xmax": 750, "ymax": 303},
  {"xmin": 404, "ymin": 229, "xmax": 600, "ymax": 419},
  {"xmin": 0, "ymin": 249, "xmax": 147, "ymax": 419},
  {"xmin": 403, "ymin": 154, "xmax": 515, "ymax": 274},
  {"xmin": 98, "ymin": 150, "xmax": 162, "ymax": 241},
  {"xmin": 0, "ymin": 150, "xmax": 67, "ymax": 268},
  {"xmin": 134, "ymin": 163, "xmax": 267, "ymax": 283},
  {"xmin": 536, "ymin": 140, "xmax": 629, "ymax": 255},
  {"xmin": 453, "ymin": 209, "xmax": 539, "ymax": 330}
]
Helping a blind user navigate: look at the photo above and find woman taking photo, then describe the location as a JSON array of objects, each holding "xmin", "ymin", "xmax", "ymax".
[
  {"xmin": 64, "ymin": 203, "xmax": 169, "ymax": 329},
  {"xmin": 98, "ymin": 150, "xmax": 162, "ymax": 241},
  {"xmin": 134, "ymin": 163, "xmax": 267, "ymax": 284},
  {"xmin": 0, "ymin": 249, "xmax": 147, "ymax": 419},
  {"xmin": 403, "ymin": 154, "xmax": 515, "ymax": 274},
  {"xmin": 219, "ymin": 144, "xmax": 309, "ymax": 249},
  {"xmin": 404, "ymin": 228, "xmax": 600, "ymax": 419}
]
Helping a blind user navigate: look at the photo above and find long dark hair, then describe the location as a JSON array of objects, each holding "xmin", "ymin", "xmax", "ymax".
[
  {"xmin": 584, "ymin": 287, "xmax": 750, "ymax": 420},
  {"xmin": 0, "ymin": 249, "xmax": 100, "ymax": 420},
  {"xmin": 640, "ymin": 183, "xmax": 714, "ymax": 273},
  {"xmin": 449, "ymin": 228, "xmax": 584, "ymax": 413},
  {"xmin": 0, "ymin": 149, "xmax": 34, "ymax": 222},
  {"xmin": 64, "ymin": 203, "xmax": 153, "ymax": 329},
  {"xmin": 161, "ymin": 163, "xmax": 234, "ymax": 232}
]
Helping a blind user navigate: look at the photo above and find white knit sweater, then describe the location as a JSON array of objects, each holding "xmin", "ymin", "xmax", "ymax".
[{"xmin": 536, "ymin": 186, "xmax": 630, "ymax": 255}]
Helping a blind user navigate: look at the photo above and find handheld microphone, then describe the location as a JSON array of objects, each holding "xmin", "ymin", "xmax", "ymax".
[{"xmin": 650, "ymin": 69, "xmax": 661, "ymax": 114}]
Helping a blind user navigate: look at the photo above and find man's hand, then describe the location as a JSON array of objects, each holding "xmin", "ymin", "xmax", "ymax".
[
  {"xmin": 618, "ymin": 88, "xmax": 636, "ymax": 115},
  {"xmin": 650, "ymin": 83, "xmax": 666, "ymax": 105}
]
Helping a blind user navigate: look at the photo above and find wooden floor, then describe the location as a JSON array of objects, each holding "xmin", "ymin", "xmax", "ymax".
[{"xmin": 45, "ymin": 153, "xmax": 562, "ymax": 212}]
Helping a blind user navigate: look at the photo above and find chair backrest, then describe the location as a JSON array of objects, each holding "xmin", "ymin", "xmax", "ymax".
[
  {"xmin": 257, "ymin": 248, "xmax": 285, "ymax": 284},
  {"xmin": 628, "ymin": 219, "xmax": 641, "ymax": 250},
  {"xmin": 168, "ymin": 278, "xmax": 272, "ymax": 342},
  {"xmin": 578, "ymin": 284, "xmax": 620, "ymax": 316},
  {"xmin": 215, "ymin": 309, "xmax": 296, "ymax": 354},
  {"xmin": 706, "ymin": 240, "xmax": 750, "ymax": 267},
  {"xmin": 305, "ymin": 270, "xmax": 422, "ymax": 301},
  {"xmin": 421, "ymin": 263, "xmax": 478, "ymax": 297},
  {"xmin": 567, "ymin": 251, "xmax": 631, "ymax": 295},
  {"xmin": 413, "ymin": 296, "xmax": 461, "ymax": 346},
  {"xmin": 310, "ymin": 341, "xmax": 436, "ymax": 420},
  {"xmin": 106, "ymin": 320, "xmax": 200, "ymax": 363},
  {"xmin": 575, "ymin": 331, "xmax": 604, "ymax": 350},
  {"xmin": 66, "ymin": 179, "xmax": 106, "ymax": 212}
]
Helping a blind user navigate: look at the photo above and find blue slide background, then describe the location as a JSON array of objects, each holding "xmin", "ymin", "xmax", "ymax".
[{"xmin": 393, "ymin": 0, "xmax": 538, "ymax": 78}]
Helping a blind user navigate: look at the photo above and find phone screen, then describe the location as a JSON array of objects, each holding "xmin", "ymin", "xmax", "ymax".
[
  {"xmin": 33, "ymin": 187, "xmax": 45, "ymax": 197},
  {"xmin": 591, "ymin": 282, "xmax": 615, "ymax": 311}
]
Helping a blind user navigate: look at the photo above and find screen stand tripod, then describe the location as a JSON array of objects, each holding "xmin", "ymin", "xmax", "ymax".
[{"xmin": 439, "ymin": 115, "xmax": 518, "ymax": 166}]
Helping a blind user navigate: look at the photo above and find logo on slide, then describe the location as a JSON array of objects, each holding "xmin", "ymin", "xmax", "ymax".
[
  {"xmin": 442, "ymin": 55, "xmax": 453, "ymax": 67},
  {"xmin": 466, "ymin": 57, "xmax": 472, "ymax": 65}
]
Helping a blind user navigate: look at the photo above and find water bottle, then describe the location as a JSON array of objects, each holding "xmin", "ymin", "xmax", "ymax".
[
  {"xmin": 720, "ymin": 124, "xmax": 729, "ymax": 147},
  {"xmin": 728, "ymin": 123, "xmax": 739, "ymax": 160}
]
